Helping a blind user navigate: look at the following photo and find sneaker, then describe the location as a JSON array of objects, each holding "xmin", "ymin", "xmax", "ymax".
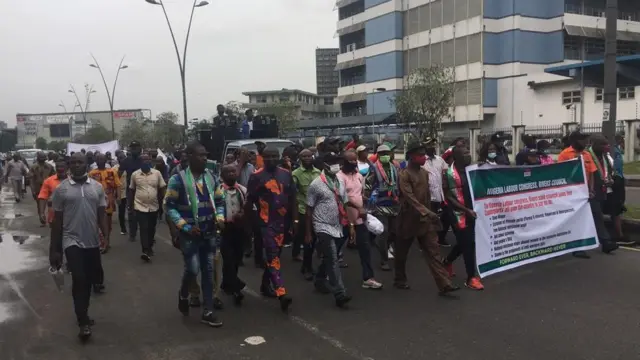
[
  {"xmin": 178, "ymin": 293, "xmax": 189, "ymax": 315},
  {"xmin": 438, "ymin": 239, "xmax": 451, "ymax": 247},
  {"xmin": 362, "ymin": 278, "xmax": 383, "ymax": 289},
  {"xmin": 439, "ymin": 284, "xmax": 461, "ymax": 296},
  {"xmin": 380, "ymin": 262, "xmax": 391, "ymax": 271},
  {"xmin": 141, "ymin": 253, "xmax": 151, "ymax": 262},
  {"xmin": 189, "ymin": 296, "xmax": 201, "ymax": 308},
  {"xmin": 335, "ymin": 294, "xmax": 352, "ymax": 308},
  {"xmin": 201, "ymin": 310, "xmax": 223, "ymax": 328},
  {"xmin": 78, "ymin": 325, "xmax": 92, "ymax": 342},
  {"xmin": 616, "ymin": 238, "xmax": 636, "ymax": 246},
  {"xmin": 444, "ymin": 262, "xmax": 456, "ymax": 278},
  {"xmin": 279, "ymin": 295, "xmax": 293, "ymax": 312},
  {"xmin": 92, "ymin": 284, "xmax": 105, "ymax": 294},
  {"xmin": 465, "ymin": 277, "xmax": 484, "ymax": 291},
  {"xmin": 120, "ymin": 230, "xmax": 127, "ymax": 235},
  {"xmin": 387, "ymin": 248, "xmax": 395, "ymax": 259},
  {"xmin": 213, "ymin": 297, "xmax": 224, "ymax": 310}
]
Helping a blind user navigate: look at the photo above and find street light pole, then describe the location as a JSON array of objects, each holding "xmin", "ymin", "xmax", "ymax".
[
  {"xmin": 69, "ymin": 84, "xmax": 96, "ymax": 136},
  {"xmin": 145, "ymin": 0, "xmax": 209, "ymax": 140},
  {"xmin": 90, "ymin": 54, "xmax": 128, "ymax": 140},
  {"xmin": 603, "ymin": 0, "xmax": 618, "ymax": 140}
]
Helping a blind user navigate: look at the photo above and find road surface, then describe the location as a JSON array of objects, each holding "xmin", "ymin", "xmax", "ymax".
[{"xmin": 1, "ymin": 187, "xmax": 640, "ymax": 360}]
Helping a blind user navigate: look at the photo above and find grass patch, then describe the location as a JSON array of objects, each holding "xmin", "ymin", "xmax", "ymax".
[
  {"xmin": 623, "ymin": 161, "xmax": 640, "ymax": 175},
  {"xmin": 623, "ymin": 205, "xmax": 640, "ymax": 220}
]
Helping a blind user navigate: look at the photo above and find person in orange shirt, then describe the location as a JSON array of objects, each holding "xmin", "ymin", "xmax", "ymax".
[
  {"xmin": 557, "ymin": 131, "xmax": 618, "ymax": 257},
  {"xmin": 89, "ymin": 154, "xmax": 121, "ymax": 249},
  {"xmin": 254, "ymin": 141, "xmax": 266, "ymax": 169},
  {"xmin": 38, "ymin": 160, "xmax": 67, "ymax": 226}
]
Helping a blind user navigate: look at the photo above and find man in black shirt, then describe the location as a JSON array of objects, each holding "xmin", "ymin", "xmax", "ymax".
[{"xmin": 118, "ymin": 141, "xmax": 143, "ymax": 242}]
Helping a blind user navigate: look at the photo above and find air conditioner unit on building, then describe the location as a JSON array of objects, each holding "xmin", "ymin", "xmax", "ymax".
[{"xmin": 346, "ymin": 43, "xmax": 356, "ymax": 52}]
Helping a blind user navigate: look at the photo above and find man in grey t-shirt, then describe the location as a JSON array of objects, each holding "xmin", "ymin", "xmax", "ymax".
[
  {"xmin": 50, "ymin": 153, "xmax": 109, "ymax": 342},
  {"xmin": 305, "ymin": 152, "xmax": 352, "ymax": 308}
]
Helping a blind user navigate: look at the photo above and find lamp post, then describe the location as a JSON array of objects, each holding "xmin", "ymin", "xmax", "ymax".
[
  {"xmin": 370, "ymin": 87, "xmax": 386, "ymax": 137},
  {"xmin": 89, "ymin": 54, "xmax": 128, "ymax": 140},
  {"xmin": 69, "ymin": 84, "xmax": 97, "ymax": 135},
  {"xmin": 145, "ymin": 0, "xmax": 210, "ymax": 140}
]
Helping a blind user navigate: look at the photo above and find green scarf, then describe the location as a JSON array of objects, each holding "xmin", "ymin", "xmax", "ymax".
[{"xmin": 182, "ymin": 168, "xmax": 217, "ymax": 226}]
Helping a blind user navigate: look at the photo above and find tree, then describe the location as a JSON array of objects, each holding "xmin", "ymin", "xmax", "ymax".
[
  {"xmin": 77, "ymin": 124, "xmax": 112, "ymax": 144},
  {"xmin": 156, "ymin": 111, "xmax": 179, "ymax": 124},
  {"xmin": 258, "ymin": 101, "xmax": 299, "ymax": 138},
  {"xmin": 48, "ymin": 140, "xmax": 68, "ymax": 153},
  {"xmin": 225, "ymin": 101, "xmax": 246, "ymax": 118},
  {"xmin": 119, "ymin": 119, "xmax": 151, "ymax": 148},
  {"xmin": 0, "ymin": 130, "xmax": 17, "ymax": 152},
  {"xmin": 151, "ymin": 119, "xmax": 183, "ymax": 150},
  {"xmin": 35, "ymin": 137, "xmax": 48, "ymax": 150},
  {"xmin": 393, "ymin": 65, "xmax": 454, "ymax": 141}
]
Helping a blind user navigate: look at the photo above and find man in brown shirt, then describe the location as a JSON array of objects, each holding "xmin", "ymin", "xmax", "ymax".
[{"xmin": 395, "ymin": 141, "xmax": 459, "ymax": 295}]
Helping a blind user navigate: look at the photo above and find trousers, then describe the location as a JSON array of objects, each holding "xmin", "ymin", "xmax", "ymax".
[
  {"xmin": 118, "ymin": 199, "xmax": 127, "ymax": 233},
  {"xmin": 446, "ymin": 226, "xmax": 477, "ymax": 280},
  {"xmin": 394, "ymin": 231, "xmax": 451, "ymax": 290},
  {"xmin": 136, "ymin": 210, "xmax": 158, "ymax": 254},
  {"xmin": 221, "ymin": 223, "xmax": 246, "ymax": 293},
  {"xmin": 314, "ymin": 232, "xmax": 346, "ymax": 297},
  {"xmin": 65, "ymin": 246, "xmax": 103, "ymax": 326},
  {"xmin": 374, "ymin": 214, "xmax": 397, "ymax": 262},
  {"xmin": 261, "ymin": 227, "xmax": 286, "ymax": 297},
  {"xmin": 179, "ymin": 234, "xmax": 216, "ymax": 311}
]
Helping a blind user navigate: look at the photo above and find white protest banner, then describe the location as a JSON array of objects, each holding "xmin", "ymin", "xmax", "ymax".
[
  {"xmin": 465, "ymin": 159, "xmax": 598, "ymax": 278},
  {"xmin": 67, "ymin": 140, "xmax": 120, "ymax": 155},
  {"xmin": 156, "ymin": 148, "xmax": 168, "ymax": 165}
]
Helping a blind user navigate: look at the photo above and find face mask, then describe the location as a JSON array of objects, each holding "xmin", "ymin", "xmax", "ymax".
[
  {"xmin": 342, "ymin": 162, "xmax": 357, "ymax": 173},
  {"xmin": 141, "ymin": 163, "xmax": 151, "ymax": 173},
  {"xmin": 329, "ymin": 164, "xmax": 341, "ymax": 174},
  {"xmin": 359, "ymin": 167, "xmax": 369, "ymax": 176},
  {"xmin": 411, "ymin": 154, "xmax": 427, "ymax": 166},
  {"xmin": 488, "ymin": 152, "xmax": 497, "ymax": 160},
  {"xmin": 379, "ymin": 155, "xmax": 391, "ymax": 164}
]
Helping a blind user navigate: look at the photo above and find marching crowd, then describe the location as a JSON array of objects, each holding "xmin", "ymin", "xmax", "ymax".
[{"xmin": 1, "ymin": 128, "xmax": 629, "ymax": 342}]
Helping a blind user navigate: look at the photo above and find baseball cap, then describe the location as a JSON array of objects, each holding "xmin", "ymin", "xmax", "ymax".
[
  {"xmin": 377, "ymin": 144, "xmax": 391, "ymax": 153},
  {"xmin": 356, "ymin": 145, "xmax": 368, "ymax": 152}
]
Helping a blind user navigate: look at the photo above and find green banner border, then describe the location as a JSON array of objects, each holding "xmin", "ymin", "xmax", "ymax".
[{"xmin": 478, "ymin": 238, "xmax": 597, "ymax": 274}]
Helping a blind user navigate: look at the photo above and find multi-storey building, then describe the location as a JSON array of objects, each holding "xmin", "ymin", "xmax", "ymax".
[
  {"xmin": 15, "ymin": 109, "xmax": 150, "ymax": 147},
  {"xmin": 242, "ymin": 88, "xmax": 341, "ymax": 120},
  {"xmin": 335, "ymin": 0, "xmax": 640, "ymax": 129},
  {"xmin": 316, "ymin": 48, "xmax": 340, "ymax": 96}
]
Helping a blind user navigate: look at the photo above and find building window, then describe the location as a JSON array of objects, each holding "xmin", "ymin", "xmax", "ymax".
[
  {"xmin": 324, "ymin": 97, "xmax": 334, "ymax": 105},
  {"xmin": 595, "ymin": 88, "xmax": 603, "ymax": 101},
  {"xmin": 564, "ymin": 35, "xmax": 580, "ymax": 60},
  {"xmin": 620, "ymin": 86, "xmax": 635, "ymax": 100},
  {"xmin": 256, "ymin": 95, "xmax": 267, "ymax": 103},
  {"xmin": 562, "ymin": 91, "xmax": 581, "ymax": 105}
]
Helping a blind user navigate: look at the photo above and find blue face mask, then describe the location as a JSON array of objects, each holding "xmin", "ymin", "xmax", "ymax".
[
  {"xmin": 488, "ymin": 152, "xmax": 497, "ymax": 160},
  {"xmin": 141, "ymin": 163, "xmax": 151, "ymax": 173},
  {"xmin": 359, "ymin": 167, "xmax": 369, "ymax": 176}
]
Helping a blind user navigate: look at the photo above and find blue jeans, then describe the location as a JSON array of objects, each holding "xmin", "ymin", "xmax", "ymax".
[
  {"xmin": 314, "ymin": 232, "xmax": 346, "ymax": 297},
  {"xmin": 179, "ymin": 233, "xmax": 216, "ymax": 311}
]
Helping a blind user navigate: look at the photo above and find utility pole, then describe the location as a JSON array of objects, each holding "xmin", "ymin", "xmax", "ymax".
[{"xmin": 603, "ymin": 0, "xmax": 618, "ymax": 140}]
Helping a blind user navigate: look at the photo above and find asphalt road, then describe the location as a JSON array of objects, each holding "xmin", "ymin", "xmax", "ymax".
[
  {"xmin": 2, "ymin": 188, "xmax": 640, "ymax": 360},
  {"xmin": 623, "ymin": 187, "xmax": 640, "ymax": 206}
]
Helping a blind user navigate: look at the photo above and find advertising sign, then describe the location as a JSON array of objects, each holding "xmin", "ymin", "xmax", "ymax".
[{"xmin": 114, "ymin": 111, "xmax": 136, "ymax": 119}]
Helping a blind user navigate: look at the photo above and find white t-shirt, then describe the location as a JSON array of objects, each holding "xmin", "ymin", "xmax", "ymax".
[{"xmin": 422, "ymin": 155, "xmax": 448, "ymax": 202}]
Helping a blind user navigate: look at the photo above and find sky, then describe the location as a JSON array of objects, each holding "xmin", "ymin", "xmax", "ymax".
[{"xmin": 0, "ymin": 0, "xmax": 339, "ymax": 126}]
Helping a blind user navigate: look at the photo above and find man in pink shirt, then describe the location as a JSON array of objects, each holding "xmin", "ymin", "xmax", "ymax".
[{"xmin": 337, "ymin": 150, "xmax": 383, "ymax": 289}]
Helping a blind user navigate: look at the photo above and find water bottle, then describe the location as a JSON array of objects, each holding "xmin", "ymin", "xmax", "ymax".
[{"xmin": 49, "ymin": 266, "xmax": 64, "ymax": 292}]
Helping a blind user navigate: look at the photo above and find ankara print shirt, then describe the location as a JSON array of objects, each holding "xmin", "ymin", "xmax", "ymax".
[{"xmin": 246, "ymin": 167, "xmax": 296, "ymax": 233}]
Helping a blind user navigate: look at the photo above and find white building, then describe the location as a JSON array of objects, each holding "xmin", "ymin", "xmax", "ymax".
[
  {"xmin": 335, "ymin": 0, "xmax": 640, "ymax": 130},
  {"xmin": 242, "ymin": 89, "xmax": 341, "ymax": 120}
]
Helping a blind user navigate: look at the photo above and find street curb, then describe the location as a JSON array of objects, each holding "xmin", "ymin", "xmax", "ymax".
[
  {"xmin": 625, "ymin": 178, "xmax": 640, "ymax": 188},
  {"xmin": 605, "ymin": 215, "xmax": 640, "ymax": 233}
]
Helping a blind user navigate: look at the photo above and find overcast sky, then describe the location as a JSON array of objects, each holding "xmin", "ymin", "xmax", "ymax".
[{"xmin": 0, "ymin": 0, "xmax": 338, "ymax": 126}]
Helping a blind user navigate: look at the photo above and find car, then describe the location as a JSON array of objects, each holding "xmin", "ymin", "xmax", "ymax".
[
  {"xmin": 223, "ymin": 139, "xmax": 294, "ymax": 161},
  {"xmin": 17, "ymin": 148, "xmax": 41, "ymax": 165}
]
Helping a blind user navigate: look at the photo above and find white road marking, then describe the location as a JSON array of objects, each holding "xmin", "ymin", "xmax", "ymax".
[{"xmin": 155, "ymin": 234, "xmax": 374, "ymax": 360}]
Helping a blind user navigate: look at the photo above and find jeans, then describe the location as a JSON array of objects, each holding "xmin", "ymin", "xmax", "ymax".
[
  {"xmin": 314, "ymin": 232, "xmax": 346, "ymax": 297},
  {"xmin": 118, "ymin": 199, "xmax": 127, "ymax": 233},
  {"xmin": 374, "ymin": 214, "xmax": 397, "ymax": 262},
  {"xmin": 445, "ymin": 226, "xmax": 477, "ymax": 280},
  {"xmin": 65, "ymin": 246, "xmax": 103, "ymax": 326},
  {"xmin": 354, "ymin": 224, "xmax": 374, "ymax": 281},
  {"xmin": 179, "ymin": 233, "xmax": 216, "ymax": 311},
  {"xmin": 136, "ymin": 210, "xmax": 158, "ymax": 254}
]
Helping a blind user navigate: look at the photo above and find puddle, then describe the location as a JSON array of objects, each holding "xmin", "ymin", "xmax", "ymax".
[{"xmin": 0, "ymin": 234, "xmax": 46, "ymax": 275}]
